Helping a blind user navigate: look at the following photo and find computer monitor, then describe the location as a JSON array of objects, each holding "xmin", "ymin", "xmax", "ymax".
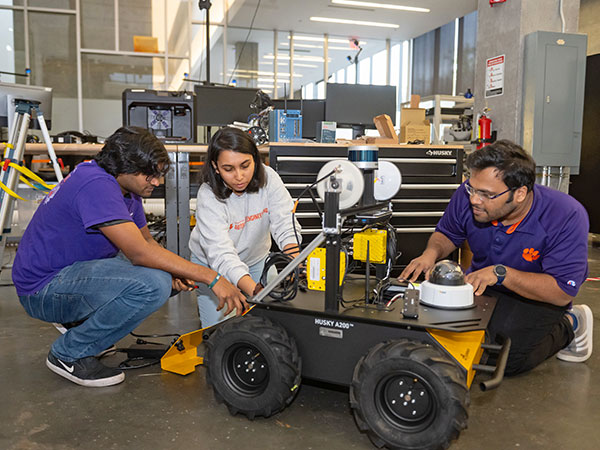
[
  {"xmin": 271, "ymin": 99, "xmax": 326, "ymax": 139},
  {"xmin": 194, "ymin": 85, "xmax": 258, "ymax": 127},
  {"xmin": 325, "ymin": 83, "xmax": 396, "ymax": 137},
  {"xmin": 0, "ymin": 82, "xmax": 53, "ymax": 131}
]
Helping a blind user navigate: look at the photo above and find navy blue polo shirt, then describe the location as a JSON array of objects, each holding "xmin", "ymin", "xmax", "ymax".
[{"xmin": 436, "ymin": 182, "xmax": 589, "ymax": 297}]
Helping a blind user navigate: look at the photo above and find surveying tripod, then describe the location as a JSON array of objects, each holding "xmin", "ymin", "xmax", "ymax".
[{"xmin": 0, "ymin": 99, "xmax": 64, "ymax": 273}]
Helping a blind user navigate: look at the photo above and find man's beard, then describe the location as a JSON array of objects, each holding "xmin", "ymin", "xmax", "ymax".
[{"xmin": 472, "ymin": 191, "xmax": 516, "ymax": 223}]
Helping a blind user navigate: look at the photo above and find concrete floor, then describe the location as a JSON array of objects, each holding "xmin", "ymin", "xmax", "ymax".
[{"xmin": 1, "ymin": 246, "xmax": 599, "ymax": 450}]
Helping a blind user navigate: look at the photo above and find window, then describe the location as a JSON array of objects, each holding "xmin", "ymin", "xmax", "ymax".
[
  {"xmin": 303, "ymin": 82, "xmax": 315, "ymax": 99},
  {"xmin": 286, "ymin": 33, "xmax": 324, "ymax": 99},
  {"xmin": 346, "ymin": 64, "xmax": 356, "ymax": 84},
  {"xmin": 0, "ymin": 8, "xmax": 25, "ymax": 84},
  {"xmin": 358, "ymin": 58, "xmax": 370, "ymax": 84},
  {"xmin": 316, "ymin": 80, "xmax": 325, "ymax": 99},
  {"xmin": 371, "ymin": 49, "xmax": 387, "ymax": 85}
]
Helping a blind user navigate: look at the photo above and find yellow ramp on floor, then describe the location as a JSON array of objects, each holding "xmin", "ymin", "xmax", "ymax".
[
  {"xmin": 161, "ymin": 328, "xmax": 206, "ymax": 375},
  {"xmin": 161, "ymin": 306, "xmax": 255, "ymax": 375}
]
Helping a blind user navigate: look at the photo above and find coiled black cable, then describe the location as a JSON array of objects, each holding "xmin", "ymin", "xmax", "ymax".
[{"xmin": 259, "ymin": 250, "xmax": 299, "ymax": 302}]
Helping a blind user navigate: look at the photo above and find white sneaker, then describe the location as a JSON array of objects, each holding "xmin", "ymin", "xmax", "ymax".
[{"xmin": 557, "ymin": 304, "xmax": 594, "ymax": 363}]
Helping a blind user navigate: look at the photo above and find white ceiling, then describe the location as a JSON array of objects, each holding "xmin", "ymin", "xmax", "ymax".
[{"xmin": 228, "ymin": 0, "xmax": 478, "ymax": 41}]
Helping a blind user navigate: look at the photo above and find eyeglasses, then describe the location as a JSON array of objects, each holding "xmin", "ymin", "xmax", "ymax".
[
  {"xmin": 464, "ymin": 181, "xmax": 513, "ymax": 201},
  {"xmin": 145, "ymin": 173, "xmax": 162, "ymax": 183}
]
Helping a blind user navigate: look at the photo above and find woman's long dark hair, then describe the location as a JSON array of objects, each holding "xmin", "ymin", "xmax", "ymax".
[
  {"xmin": 203, "ymin": 127, "xmax": 266, "ymax": 200},
  {"xmin": 94, "ymin": 126, "xmax": 171, "ymax": 178}
]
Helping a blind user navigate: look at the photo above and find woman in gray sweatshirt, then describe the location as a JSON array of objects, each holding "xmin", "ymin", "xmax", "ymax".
[{"xmin": 189, "ymin": 127, "xmax": 301, "ymax": 327}]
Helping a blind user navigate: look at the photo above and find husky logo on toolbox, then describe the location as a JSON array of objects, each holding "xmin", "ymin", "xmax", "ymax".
[{"xmin": 426, "ymin": 149, "xmax": 453, "ymax": 156}]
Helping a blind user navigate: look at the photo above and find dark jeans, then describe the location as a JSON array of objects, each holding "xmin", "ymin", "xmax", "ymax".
[
  {"xmin": 19, "ymin": 255, "xmax": 173, "ymax": 362},
  {"xmin": 486, "ymin": 288, "xmax": 574, "ymax": 376}
]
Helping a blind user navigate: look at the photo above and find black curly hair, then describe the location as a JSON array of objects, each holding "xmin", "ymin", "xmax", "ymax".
[
  {"xmin": 94, "ymin": 126, "xmax": 171, "ymax": 178},
  {"xmin": 466, "ymin": 140, "xmax": 536, "ymax": 192}
]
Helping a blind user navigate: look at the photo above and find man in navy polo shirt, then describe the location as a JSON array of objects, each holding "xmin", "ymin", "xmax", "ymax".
[
  {"xmin": 13, "ymin": 126, "xmax": 247, "ymax": 387},
  {"xmin": 400, "ymin": 140, "xmax": 593, "ymax": 375}
]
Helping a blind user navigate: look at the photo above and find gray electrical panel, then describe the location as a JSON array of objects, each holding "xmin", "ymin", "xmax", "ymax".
[{"xmin": 522, "ymin": 31, "xmax": 587, "ymax": 172}]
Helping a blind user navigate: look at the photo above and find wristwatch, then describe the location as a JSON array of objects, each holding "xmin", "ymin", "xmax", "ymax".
[{"xmin": 493, "ymin": 264, "xmax": 507, "ymax": 285}]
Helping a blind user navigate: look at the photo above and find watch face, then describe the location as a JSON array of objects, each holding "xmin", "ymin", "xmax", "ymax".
[{"xmin": 495, "ymin": 265, "xmax": 507, "ymax": 276}]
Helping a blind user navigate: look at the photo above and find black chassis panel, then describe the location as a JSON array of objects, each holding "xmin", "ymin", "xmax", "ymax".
[{"xmin": 248, "ymin": 305, "xmax": 464, "ymax": 387}]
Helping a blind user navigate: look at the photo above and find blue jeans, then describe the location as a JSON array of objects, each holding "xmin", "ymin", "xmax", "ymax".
[
  {"xmin": 18, "ymin": 254, "xmax": 172, "ymax": 362},
  {"xmin": 191, "ymin": 254, "xmax": 271, "ymax": 328}
]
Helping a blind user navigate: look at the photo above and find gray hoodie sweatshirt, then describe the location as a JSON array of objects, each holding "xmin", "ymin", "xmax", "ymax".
[{"xmin": 189, "ymin": 165, "xmax": 301, "ymax": 286}]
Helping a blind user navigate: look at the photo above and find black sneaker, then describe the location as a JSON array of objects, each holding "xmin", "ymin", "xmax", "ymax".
[{"xmin": 46, "ymin": 351, "xmax": 125, "ymax": 387}]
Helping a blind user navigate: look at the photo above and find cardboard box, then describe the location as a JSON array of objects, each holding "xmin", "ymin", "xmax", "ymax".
[
  {"xmin": 374, "ymin": 114, "xmax": 397, "ymax": 140},
  {"xmin": 364, "ymin": 114, "xmax": 398, "ymax": 144},
  {"xmin": 133, "ymin": 36, "xmax": 159, "ymax": 53},
  {"xmin": 399, "ymin": 95, "xmax": 431, "ymax": 144},
  {"xmin": 335, "ymin": 113, "xmax": 399, "ymax": 145}
]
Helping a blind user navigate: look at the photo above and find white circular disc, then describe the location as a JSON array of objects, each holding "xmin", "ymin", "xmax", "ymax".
[
  {"xmin": 374, "ymin": 160, "xmax": 402, "ymax": 201},
  {"xmin": 316, "ymin": 160, "xmax": 364, "ymax": 209}
]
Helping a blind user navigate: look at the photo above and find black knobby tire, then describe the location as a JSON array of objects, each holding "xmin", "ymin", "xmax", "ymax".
[
  {"xmin": 205, "ymin": 315, "xmax": 301, "ymax": 419},
  {"xmin": 350, "ymin": 339, "xmax": 469, "ymax": 450}
]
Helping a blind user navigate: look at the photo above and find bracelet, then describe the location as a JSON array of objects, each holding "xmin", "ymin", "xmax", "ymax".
[{"xmin": 208, "ymin": 273, "xmax": 221, "ymax": 290}]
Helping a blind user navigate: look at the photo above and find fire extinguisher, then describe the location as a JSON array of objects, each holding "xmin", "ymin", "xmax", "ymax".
[{"xmin": 474, "ymin": 108, "xmax": 497, "ymax": 149}]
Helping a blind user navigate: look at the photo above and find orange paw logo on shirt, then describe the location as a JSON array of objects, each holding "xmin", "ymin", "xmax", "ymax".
[{"xmin": 522, "ymin": 248, "xmax": 540, "ymax": 262}]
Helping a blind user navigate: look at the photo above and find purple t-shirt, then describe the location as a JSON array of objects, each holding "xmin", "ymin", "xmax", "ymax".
[
  {"xmin": 436, "ymin": 182, "xmax": 589, "ymax": 297},
  {"xmin": 12, "ymin": 160, "xmax": 147, "ymax": 296}
]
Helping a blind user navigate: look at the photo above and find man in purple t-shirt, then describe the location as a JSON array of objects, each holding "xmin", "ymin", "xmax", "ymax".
[
  {"xmin": 400, "ymin": 140, "xmax": 593, "ymax": 375},
  {"xmin": 13, "ymin": 127, "xmax": 247, "ymax": 388}
]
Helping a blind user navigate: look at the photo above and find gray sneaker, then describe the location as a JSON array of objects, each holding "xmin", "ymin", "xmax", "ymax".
[
  {"xmin": 46, "ymin": 351, "xmax": 125, "ymax": 387},
  {"xmin": 557, "ymin": 304, "xmax": 594, "ymax": 363}
]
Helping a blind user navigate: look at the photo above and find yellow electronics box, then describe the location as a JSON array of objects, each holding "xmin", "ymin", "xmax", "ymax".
[
  {"xmin": 307, "ymin": 247, "xmax": 346, "ymax": 291},
  {"xmin": 353, "ymin": 229, "xmax": 387, "ymax": 264}
]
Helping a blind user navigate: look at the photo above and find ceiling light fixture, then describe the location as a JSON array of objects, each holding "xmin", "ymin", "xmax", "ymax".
[
  {"xmin": 293, "ymin": 63, "xmax": 319, "ymax": 68},
  {"xmin": 288, "ymin": 35, "xmax": 324, "ymax": 42},
  {"xmin": 310, "ymin": 16, "xmax": 399, "ymax": 29},
  {"xmin": 229, "ymin": 69, "xmax": 279, "ymax": 76},
  {"xmin": 264, "ymin": 54, "xmax": 331, "ymax": 63},
  {"xmin": 259, "ymin": 61, "xmax": 318, "ymax": 69},
  {"xmin": 280, "ymin": 42, "xmax": 322, "ymax": 49},
  {"xmin": 331, "ymin": 0, "xmax": 430, "ymax": 13},
  {"xmin": 329, "ymin": 45, "xmax": 359, "ymax": 51},
  {"xmin": 288, "ymin": 35, "xmax": 367, "ymax": 45},
  {"xmin": 280, "ymin": 42, "xmax": 366, "ymax": 52},
  {"xmin": 258, "ymin": 78, "xmax": 297, "ymax": 84}
]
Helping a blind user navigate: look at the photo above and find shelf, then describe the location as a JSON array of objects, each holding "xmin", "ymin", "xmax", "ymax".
[{"xmin": 402, "ymin": 95, "xmax": 474, "ymax": 145}]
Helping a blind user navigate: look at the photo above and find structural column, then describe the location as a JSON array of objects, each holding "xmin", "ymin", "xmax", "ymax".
[{"xmin": 473, "ymin": 0, "xmax": 580, "ymax": 144}]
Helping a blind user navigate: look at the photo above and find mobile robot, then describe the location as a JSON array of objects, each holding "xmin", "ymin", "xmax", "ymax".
[{"xmin": 162, "ymin": 146, "xmax": 510, "ymax": 450}]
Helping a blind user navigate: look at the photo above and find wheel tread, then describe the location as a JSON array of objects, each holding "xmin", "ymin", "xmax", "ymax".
[
  {"xmin": 205, "ymin": 315, "xmax": 301, "ymax": 419},
  {"xmin": 350, "ymin": 338, "xmax": 469, "ymax": 450}
]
